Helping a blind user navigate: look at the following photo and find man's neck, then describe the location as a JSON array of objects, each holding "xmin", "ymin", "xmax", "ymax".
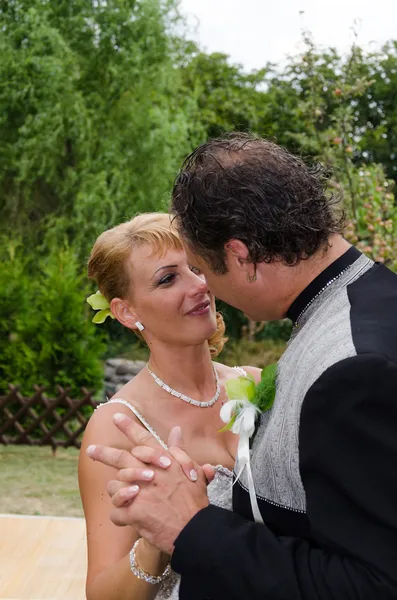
[{"xmin": 280, "ymin": 235, "xmax": 352, "ymax": 317}]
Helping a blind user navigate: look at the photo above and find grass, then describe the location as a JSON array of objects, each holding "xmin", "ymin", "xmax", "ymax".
[{"xmin": 0, "ymin": 444, "xmax": 83, "ymax": 517}]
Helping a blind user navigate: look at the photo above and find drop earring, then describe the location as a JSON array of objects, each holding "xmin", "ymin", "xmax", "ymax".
[
  {"xmin": 135, "ymin": 321, "xmax": 145, "ymax": 332},
  {"xmin": 246, "ymin": 264, "xmax": 257, "ymax": 283}
]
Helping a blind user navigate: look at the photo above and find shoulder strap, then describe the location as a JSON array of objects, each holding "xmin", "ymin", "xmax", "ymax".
[{"xmin": 96, "ymin": 398, "xmax": 168, "ymax": 450}]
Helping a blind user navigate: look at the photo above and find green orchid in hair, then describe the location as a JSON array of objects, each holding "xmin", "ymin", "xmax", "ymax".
[{"xmin": 86, "ymin": 290, "xmax": 115, "ymax": 323}]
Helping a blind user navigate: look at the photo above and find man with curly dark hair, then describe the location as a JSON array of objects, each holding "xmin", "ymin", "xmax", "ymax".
[
  {"xmin": 171, "ymin": 133, "xmax": 348, "ymax": 323},
  {"xmin": 173, "ymin": 133, "xmax": 343, "ymax": 271},
  {"xmin": 92, "ymin": 133, "xmax": 397, "ymax": 600}
]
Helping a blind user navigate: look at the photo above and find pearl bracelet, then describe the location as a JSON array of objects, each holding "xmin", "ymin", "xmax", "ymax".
[{"xmin": 129, "ymin": 538, "xmax": 171, "ymax": 585}]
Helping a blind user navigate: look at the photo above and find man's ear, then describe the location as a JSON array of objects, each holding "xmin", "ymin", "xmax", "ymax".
[
  {"xmin": 225, "ymin": 239, "xmax": 250, "ymax": 264},
  {"xmin": 110, "ymin": 298, "xmax": 139, "ymax": 331},
  {"xmin": 224, "ymin": 239, "xmax": 255, "ymax": 275}
]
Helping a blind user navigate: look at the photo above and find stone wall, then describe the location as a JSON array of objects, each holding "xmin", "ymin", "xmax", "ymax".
[{"xmin": 104, "ymin": 358, "xmax": 146, "ymax": 398}]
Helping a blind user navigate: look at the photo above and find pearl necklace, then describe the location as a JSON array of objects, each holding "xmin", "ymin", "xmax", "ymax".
[{"xmin": 146, "ymin": 364, "xmax": 221, "ymax": 408}]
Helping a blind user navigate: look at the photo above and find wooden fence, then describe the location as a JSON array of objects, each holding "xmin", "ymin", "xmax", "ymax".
[{"xmin": 0, "ymin": 385, "xmax": 101, "ymax": 450}]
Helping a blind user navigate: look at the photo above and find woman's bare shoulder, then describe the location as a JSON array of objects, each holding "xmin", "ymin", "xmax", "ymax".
[{"xmin": 84, "ymin": 371, "xmax": 149, "ymax": 444}]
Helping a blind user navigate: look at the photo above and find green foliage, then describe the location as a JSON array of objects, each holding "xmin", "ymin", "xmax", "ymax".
[
  {"xmin": 0, "ymin": 0, "xmax": 195, "ymax": 254},
  {"xmin": 355, "ymin": 41, "xmax": 397, "ymax": 180},
  {"xmin": 219, "ymin": 302, "xmax": 292, "ymax": 346},
  {"xmin": 0, "ymin": 235, "xmax": 105, "ymax": 396},
  {"xmin": 219, "ymin": 339, "xmax": 286, "ymax": 369},
  {"xmin": 254, "ymin": 363, "xmax": 277, "ymax": 412},
  {"xmin": 344, "ymin": 165, "xmax": 397, "ymax": 270},
  {"xmin": 179, "ymin": 50, "xmax": 269, "ymax": 139},
  {"xmin": 258, "ymin": 321, "xmax": 293, "ymax": 342}
]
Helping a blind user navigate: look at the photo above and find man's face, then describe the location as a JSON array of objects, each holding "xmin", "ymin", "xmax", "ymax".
[{"xmin": 183, "ymin": 243, "xmax": 280, "ymax": 322}]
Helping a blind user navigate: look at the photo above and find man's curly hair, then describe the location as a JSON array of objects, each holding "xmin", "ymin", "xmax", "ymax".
[{"xmin": 171, "ymin": 133, "xmax": 344, "ymax": 274}]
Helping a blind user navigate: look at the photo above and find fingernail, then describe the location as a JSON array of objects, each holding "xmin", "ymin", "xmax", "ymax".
[
  {"xmin": 190, "ymin": 469, "xmax": 198, "ymax": 481},
  {"xmin": 86, "ymin": 445, "xmax": 96, "ymax": 455},
  {"xmin": 126, "ymin": 485, "xmax": 140, "ymax": 495},
  {"xmin": 113, "ymin": 413, "xmax": 126, "ymax": 423},
  {"xmin": 159, "ymin": 456, "xmax": 172, "ymax": 467},
  {"xmin": 142, "ymin": 469, "xmax": 154, "ymax": 480}
]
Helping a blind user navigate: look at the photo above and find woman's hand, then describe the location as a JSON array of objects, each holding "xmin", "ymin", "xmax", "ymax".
[
  {"xmin": 87, "ymin": 415, "xmax": 215, "ymax": 508},
  {"xmin": 87, "ymin": 413, "xmax": 211, "ymax": 554}
]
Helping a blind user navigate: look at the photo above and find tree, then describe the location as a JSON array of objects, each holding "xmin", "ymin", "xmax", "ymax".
[
  {"xmin": 0, "ymin": 236, "xmax": 106, "ymax": 396},
  {"xmin": 179, "ymin": 50, "xmax": 269, "ymax": 140},
  {"xmin": 0, "ymin": 0, "xmax": 195, "ymax": 253}
]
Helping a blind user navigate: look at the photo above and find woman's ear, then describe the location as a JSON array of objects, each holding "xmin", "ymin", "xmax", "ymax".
[{"xmin": 110, "ymin": 298, "xmax": 138, "ymax": 330}]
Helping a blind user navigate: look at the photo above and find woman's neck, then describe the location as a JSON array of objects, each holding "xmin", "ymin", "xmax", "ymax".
[{"xmin": 147, "ymin": 341, "xmax": 216, "ymax": 401}]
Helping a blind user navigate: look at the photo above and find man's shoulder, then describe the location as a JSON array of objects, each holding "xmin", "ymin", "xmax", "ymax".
[
  {"xmin": 347, "ymin": 262, "xmax": 397, "ymax": 308},
  {"xmin": 279, "ymin": 261, "xmax": 397, "ymax": 399},
  {"xmin": 310, "ymin": 352, "xmax": 397, "ymax": 385},
  {"xmin": 347, "ymin": 263, "xmax": 397, "ymax": 364}
]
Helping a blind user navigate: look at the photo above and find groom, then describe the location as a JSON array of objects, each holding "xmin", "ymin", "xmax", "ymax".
[{"xmin": 89, "ymin": 133, "xmax": 397, "ymax": 599}]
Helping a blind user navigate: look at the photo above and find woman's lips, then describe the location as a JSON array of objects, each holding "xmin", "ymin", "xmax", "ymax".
[{"xmin": 187, "ymin": 301, "xmax": 211, "ymax": 316}]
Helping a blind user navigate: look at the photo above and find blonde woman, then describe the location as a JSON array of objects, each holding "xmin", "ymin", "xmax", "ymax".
[{"xmin": 79, "ymin": 213, "xmax": 261, "ymax": 600}]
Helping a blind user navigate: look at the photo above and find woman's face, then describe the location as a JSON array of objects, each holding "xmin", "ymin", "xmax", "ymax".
[{"xmin": 126, "ymin": 245, "xmax": 217, "ymax": 347}]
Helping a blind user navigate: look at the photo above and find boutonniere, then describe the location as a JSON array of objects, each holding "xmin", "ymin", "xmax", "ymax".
[
  {"xmin": 220, "ymin": 363, "xmax": 277, "ymax": 524},
  {"xmin": 220, "ymin": 363, "xmax": 277, "ymax": 433},
  {"xmin": 86, "ymin": 290, "xmax": 115, "ymax": 323}
]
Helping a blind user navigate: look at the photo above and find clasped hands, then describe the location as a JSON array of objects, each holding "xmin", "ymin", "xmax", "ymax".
[{"xmin": 87, "ymin": 412, "xmax": 214, "ymax": 555}]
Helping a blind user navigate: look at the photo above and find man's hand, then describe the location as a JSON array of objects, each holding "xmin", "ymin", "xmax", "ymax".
[{"xmin": 87, "ymin": 413, "xmax": 210, "ymax": 554}]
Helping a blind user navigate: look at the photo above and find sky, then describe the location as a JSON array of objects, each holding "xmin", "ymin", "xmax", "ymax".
[{"xmin": 180, "ymin": 0, "xmax": 397, "ymax": 71}]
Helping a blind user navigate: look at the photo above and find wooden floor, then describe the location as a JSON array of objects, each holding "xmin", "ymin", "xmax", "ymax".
[{"xmin": 0, "ymin": 514, "xmax": 87, "ymax": 600}]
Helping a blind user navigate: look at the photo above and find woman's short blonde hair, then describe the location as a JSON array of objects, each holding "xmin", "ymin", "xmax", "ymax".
[{"xmin": 87, "ymin": 213, "xmax": 227, "ymax": 356}]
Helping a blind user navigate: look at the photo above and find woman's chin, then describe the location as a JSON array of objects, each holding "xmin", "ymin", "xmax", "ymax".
[{"xmin": 194, "ymin": 319, "xmax": 218, "ymax": 343}]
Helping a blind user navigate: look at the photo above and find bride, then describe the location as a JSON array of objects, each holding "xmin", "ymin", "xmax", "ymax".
[{"xmin": 79, "ymin": 213, "xmax": 261, "ymax": 600}]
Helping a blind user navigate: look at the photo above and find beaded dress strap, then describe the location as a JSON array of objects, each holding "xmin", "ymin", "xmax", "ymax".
[{"xmin": 96, "ymin": 398, "xmax": 168, "ymax": 450}]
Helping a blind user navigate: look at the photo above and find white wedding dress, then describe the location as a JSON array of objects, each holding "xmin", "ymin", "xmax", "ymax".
[{"xmin": 96, "ymin": 395, "xmax": 235, "ymax": 599}]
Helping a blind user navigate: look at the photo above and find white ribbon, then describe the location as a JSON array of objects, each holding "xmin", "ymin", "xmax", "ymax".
[{"xmin": 220, "ymin": 400, "xmax": 264, "ymax": 524}]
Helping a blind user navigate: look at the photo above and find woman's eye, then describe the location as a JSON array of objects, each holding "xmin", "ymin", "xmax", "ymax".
[
  {"xmin": 158, "ymin": 273, "xmax": 176, "ymax": 286},
  {"xmin": 190, "ymin": 265, "xmax": 201, "ymax": 275}
]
